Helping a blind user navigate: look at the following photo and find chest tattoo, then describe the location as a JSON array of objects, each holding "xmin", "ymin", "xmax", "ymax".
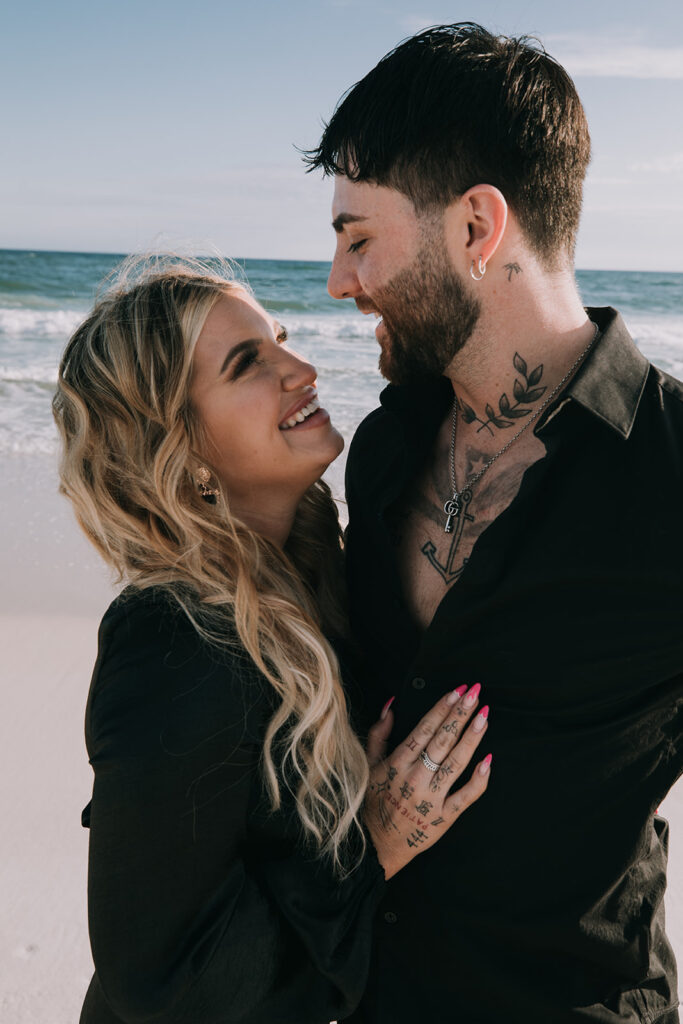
[{"xmin": 421, "ymin": 487, "xmax": 475, "ymax": 584}]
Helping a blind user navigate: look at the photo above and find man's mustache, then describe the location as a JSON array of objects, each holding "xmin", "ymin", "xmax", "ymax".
[{"xmin": 355, "ymin": 299, "xmax": 381, "ymax": 315}]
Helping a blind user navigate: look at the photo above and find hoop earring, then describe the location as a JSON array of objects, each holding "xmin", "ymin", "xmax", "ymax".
[
  {"xmin": 196, "ymin": 466, "xmax": 219, "ymax": 501},
  {"xmin": 470, "ymin": 256, "xmax": 486, "ymax": 281}
]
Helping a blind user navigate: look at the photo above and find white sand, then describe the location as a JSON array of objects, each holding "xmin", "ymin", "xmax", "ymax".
[{"xmin": 1, "ymin": 452, "xmax": 681, "ymax": 1023}]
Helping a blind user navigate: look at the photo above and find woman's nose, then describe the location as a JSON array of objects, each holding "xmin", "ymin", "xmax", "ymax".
[{"xmin": 281, "ymin": 348, "xmax": 317, "ymax": 390}]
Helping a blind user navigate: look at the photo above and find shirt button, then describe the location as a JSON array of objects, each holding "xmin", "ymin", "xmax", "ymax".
[
  {"xmin": 384, "ymin": 911, "xmax": 398, "ymax": 924},
  {"xmin": 411, "ymin": 676, "xmax": 426, "ymax": 690}
]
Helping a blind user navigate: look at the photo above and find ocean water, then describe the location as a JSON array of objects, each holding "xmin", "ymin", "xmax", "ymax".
[{"xmin": 1, "ymin": 248, "xmax": 682, "ymax": 491}]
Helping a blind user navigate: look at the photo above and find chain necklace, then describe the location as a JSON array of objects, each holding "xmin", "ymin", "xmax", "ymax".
[{"xmin": 443, "ymin": 321, "xmax": 600, "ymax": 533}]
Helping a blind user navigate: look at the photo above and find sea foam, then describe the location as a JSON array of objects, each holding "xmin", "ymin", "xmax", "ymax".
[{"xmin": 0, "ymin": 307, "xmax": 84, "ymax": 338}]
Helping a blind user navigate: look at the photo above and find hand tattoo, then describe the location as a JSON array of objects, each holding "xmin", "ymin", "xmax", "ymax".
[
  {"xmin": 429, "ymin": 762, "xmax": 453, "ymax": 793},
  {"xmin": 406, "ymin": 829, "xmax": 428, "ymax": 849}
]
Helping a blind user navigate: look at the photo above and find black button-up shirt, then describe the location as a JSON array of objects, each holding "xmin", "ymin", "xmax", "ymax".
[{"xmin": 344, "ymin": 308, "xmax": 683, "ymax": 1024}]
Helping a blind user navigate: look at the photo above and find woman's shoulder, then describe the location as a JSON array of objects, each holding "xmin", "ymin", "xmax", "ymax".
[
  {"xmin": 98, "ymin": 584, "xmax": 188, "ymax": 641},
  {"xmin": 98, "ymin": 585, "xmax": 248, "ymax": 670},
  {"xmin": 87, "ymin": 585, "xmax": 268, "ymax": 761}
]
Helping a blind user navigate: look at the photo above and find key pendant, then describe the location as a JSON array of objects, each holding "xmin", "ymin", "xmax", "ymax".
[{"xmin": 443, "ymin": 495, "xmax": 461, "ymax": 533}]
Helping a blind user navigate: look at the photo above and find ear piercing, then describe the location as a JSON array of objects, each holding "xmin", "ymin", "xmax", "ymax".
[
  {"xmin": 197, "ymin": 466, "xmax": 219, "ymax": 499},
  {"xmin": 470, "ymin": 255, "xmax": 486, "ymax": 281}
]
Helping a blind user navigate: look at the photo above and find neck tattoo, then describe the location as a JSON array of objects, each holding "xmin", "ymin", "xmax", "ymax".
[{"xmin": 443, "ymin": 321, "xmax": 600, "ymax": 533}]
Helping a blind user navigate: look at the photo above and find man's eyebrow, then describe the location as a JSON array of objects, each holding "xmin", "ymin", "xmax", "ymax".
[
  {"xmin": 219, "ymin": 339, "xmax": 259, "ymax": 377},
  {"xmin": 332, "ymin": 212, "xmax": 368, "ymax": 234}
]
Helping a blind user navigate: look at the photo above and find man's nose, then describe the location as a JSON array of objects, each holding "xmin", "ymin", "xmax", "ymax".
[{"xmin": 327, "ymin": 250, "xmax": 361, "ymax": 300}]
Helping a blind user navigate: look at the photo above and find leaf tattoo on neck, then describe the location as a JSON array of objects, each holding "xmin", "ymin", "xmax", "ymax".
[{"xmin": 459, "ymin": 352, "xmax": 546, "ymax": 436}]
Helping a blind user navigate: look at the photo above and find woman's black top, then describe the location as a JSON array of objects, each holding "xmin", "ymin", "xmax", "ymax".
[{"xmin": 79, "ymin": 588, "xmax": 385, "ymax": 1024}]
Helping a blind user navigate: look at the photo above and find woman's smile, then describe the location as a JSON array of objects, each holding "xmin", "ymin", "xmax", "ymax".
[{"xmin": 190, "ymin": 289, "xmax": 343, "ymax": 521}]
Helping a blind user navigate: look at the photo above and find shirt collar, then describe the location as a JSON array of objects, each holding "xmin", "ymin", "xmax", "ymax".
[
  {"xmin": 559, "ymin": 306, "xmax": 650, "ymax": 439},
  {"xmin": 379, "ymin": 307, "xmax": 650, "ymax": 443}
]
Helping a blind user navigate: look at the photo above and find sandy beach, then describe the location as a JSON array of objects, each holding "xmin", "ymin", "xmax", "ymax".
[{"xmin": 1, "ymin": 451, "xmax": 681, "ymax": 1023}]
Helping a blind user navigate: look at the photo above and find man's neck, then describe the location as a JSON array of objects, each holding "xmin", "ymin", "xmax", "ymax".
[{"xmin": 443, "ymin": 265, "xmax": 595, "ymax": 435}]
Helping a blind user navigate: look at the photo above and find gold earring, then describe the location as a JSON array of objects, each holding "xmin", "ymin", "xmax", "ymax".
[{"xmin": 196, "ymin": 466, "xmax": 219, "ymax": 499}]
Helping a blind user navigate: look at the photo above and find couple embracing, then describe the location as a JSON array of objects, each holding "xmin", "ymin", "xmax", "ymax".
[{"xmin": 55, "ymin": 23, "xmax": 683, "ymax": 1024}]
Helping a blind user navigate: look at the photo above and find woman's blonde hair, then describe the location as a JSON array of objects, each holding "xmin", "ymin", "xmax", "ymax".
[{"xmin": 53, "ymin": 255, "xmax": 368, "ymax": 873}]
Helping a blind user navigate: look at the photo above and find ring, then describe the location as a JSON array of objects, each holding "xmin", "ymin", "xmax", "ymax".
[{"xmin": 419, "ymin": 749, "xmax": 442, "ymax": 772}]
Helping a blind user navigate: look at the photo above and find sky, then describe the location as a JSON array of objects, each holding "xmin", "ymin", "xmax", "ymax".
[{"xmin": 2, "ymin": 0, "xmax": 683, "ymax": 271}]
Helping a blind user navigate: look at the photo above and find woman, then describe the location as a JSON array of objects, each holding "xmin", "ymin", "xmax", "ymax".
[{"xmin": 53, "ymin": 257, "xmax": 492, "ymax": 1024}]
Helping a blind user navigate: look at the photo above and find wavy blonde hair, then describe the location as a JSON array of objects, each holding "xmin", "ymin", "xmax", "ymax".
[{"xmin": 53, "ymin": 255, "xmax": 368, "ymax": 873}]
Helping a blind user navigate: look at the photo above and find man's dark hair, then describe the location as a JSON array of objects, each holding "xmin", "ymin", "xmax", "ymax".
[{"xmin": 305, "ymin": 23, "xmax": 591, "ymax": 265}]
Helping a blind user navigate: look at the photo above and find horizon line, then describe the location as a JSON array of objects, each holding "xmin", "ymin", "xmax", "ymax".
[{"xmin": 0, "ymin": 246, "xmax": 680, "ymax": 277}]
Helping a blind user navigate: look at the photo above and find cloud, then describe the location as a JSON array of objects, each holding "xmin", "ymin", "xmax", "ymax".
[
  {"xmin": 545, "ymin": 33, "xmax": 683, "ymax": 79},
  {"xmin": 630, "ymin": 153, "xmax": 683, "ymax": 175},
  {"xmin": 390, "ymin": 25, "xmax": 683, "ymax": 79}
]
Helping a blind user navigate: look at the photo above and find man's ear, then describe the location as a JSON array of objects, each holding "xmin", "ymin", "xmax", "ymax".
[{"xmin": 444, "ymin": 185, "xmax": 508, "ymax": 274}]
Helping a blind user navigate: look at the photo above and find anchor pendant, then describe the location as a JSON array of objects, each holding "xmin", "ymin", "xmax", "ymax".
[{"xmin": 443, "ymin": 495, "xmax": 461, "ymax": 533}]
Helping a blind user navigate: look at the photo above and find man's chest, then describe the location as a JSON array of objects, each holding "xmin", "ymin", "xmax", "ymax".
[{"xmin": 390, "ymin": 437, "xmax": 545, "ymax": 630}]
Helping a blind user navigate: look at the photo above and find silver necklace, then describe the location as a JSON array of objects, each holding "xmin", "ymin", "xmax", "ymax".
[{"xmin": 443, "ymin": 321, "xmax": 600, "ymax": 533}]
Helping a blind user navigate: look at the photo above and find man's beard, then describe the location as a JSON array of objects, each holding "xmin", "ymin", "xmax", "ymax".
[{"xmin": 373, "ymin": 233, "xmax": 481, "ymax": 386}]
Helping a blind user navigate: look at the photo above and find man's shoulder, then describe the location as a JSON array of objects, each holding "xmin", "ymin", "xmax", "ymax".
[
  {"xmin": 345, "ymin": 402, "xmax": 402, "ymax": 498},
  {"xmin": 348, "ymin": 403, "xmax": 395, "ymax": 452},
  {"xmin": 654, "ymin": 364, "xmax": 683, "ymax": 407}
]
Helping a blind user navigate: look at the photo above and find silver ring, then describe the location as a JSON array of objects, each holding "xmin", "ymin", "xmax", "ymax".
[{"xmin": 419, "ymin": 749, "xmax": 442, "ymax": 772}]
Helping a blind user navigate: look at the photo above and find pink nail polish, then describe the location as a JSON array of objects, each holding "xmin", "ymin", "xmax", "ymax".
[
  {"xmin": 464, "ymin": 682, "xmax": 481, "ymax": 706},
  {"xmin": 380, "ymin": 696, "xmax": 395, "ymax": 721},
  {"xmin": 479, "ymin": 753, "xmax": 493, "ymax": 775},
  {"xmin": 447, "ymin": 684, "xmax": 468, "ymax": 705},
  {"xmin": 472, "ymin": 705, "xmax": 489, "ymax": 732}
]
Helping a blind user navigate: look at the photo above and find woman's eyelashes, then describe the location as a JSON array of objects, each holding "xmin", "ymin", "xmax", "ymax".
[
  {"xmin": 230, "ymin": 328, "xmax": 288, "ymax": 380},
  {"xmin": 231, "ymin": 344, "xmax": 262, "ymax": 379},
  {"xmin": 347, "ymin": 239, "xmax": 367, "ymax": 254}
]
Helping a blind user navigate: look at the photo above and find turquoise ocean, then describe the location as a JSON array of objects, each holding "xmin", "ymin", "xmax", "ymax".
[{"xmin": 1, "ymin": 248, "xmax": 682, "ymax": 492}]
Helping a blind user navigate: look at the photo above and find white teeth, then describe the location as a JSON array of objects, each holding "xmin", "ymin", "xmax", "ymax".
[{"xmin": 280, "ymin": 396, "xmax": 320, "ymax": 430}]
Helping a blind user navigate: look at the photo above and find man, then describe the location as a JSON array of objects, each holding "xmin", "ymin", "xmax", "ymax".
[{"xmin": 307, "ymin": 23, "xmax": 683, "ymax": 1024}]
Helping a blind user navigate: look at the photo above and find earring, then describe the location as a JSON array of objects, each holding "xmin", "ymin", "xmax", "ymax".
[
  {"xmin": 470, "ymin": 256, "xmax": 486, "ymax": 281},
  {"xmin": 196, "ymin": 466, "xmax": 219, "ymax": 500}
]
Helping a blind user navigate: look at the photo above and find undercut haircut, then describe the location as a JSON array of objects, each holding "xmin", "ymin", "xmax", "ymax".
[{"xmin": 305, "ymin": 22, "xmax": 591, "ymax": 266}]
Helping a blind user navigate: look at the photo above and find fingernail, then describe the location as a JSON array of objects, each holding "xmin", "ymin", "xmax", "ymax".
[
  {"xmin": 479, "ymin": 753, "xmax": 493, "ymax": 775},
  {"xmin": 380, "ymin": 696, "xmax": 395, "ymax": 721},
  {"xmin": 463, "ymin": 683, "xmax": 481, "ymax": 707},
  {"xmin": 472, "ymin": 705, "xmax": 489, "ymax": 732},
  {"xmin": 446, "ymin": 685, "xmax": 468, "ymax": 705}
]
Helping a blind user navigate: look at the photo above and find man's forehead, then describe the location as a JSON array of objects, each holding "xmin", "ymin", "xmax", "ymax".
[
  {"xmin": 331, "ymin": 177, "xmax": 412, "ymax": 226},
  {"xmin": 331, "ymin": 175, "xmax": 367, "ymax": 215}
]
